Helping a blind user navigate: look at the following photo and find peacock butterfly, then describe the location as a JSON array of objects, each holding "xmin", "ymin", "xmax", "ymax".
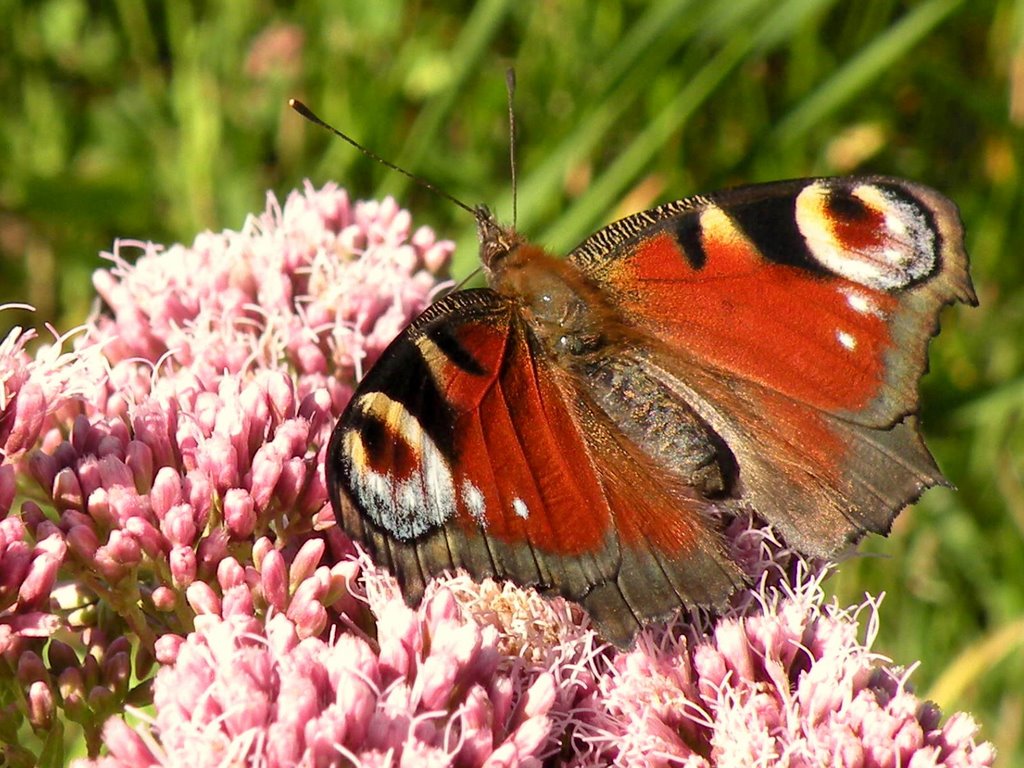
[{"xmin": 307, "ymin": 102, "xmax": 975, "ymax": 647}]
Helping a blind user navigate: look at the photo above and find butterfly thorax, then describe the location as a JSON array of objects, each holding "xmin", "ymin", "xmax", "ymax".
[{"xmin": 488, "ymin": 237, "xmax": 617, "ymax": 364}]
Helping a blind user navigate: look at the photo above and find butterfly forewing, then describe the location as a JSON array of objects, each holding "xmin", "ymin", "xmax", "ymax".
[
  {"xmin": 570, "ymin": 177, "xmax": 974, "ymax": 423},
  {"xmin": 328, "ymin": 288, "xmax": 742, "ymax": 645}
]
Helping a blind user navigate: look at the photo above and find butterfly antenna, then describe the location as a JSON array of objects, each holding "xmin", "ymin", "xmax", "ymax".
[
  {"xmin": 505, "ymin": 68, "xmax": 518, "ymax": 228},
  {"xmin": 455, "ymin": 265, "xmax": 484, "ymax": 290},
  {"xmin": 289, "ymin": 98, "xmax": 477, "ymax": 218}
]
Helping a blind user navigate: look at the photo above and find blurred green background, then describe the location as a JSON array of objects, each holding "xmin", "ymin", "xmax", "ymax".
[{"xmin": 1, "ymin": 0, "xmax": 1021, "ymax": 762}]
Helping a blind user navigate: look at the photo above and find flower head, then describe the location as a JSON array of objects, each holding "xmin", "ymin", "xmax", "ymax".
[{"xmin": 1, "ymin": 183, "xmax": 452, "ymax": 751}]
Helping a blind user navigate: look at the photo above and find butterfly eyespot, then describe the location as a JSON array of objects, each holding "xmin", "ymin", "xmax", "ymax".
[
  {"xmin": 342, "ymin": 393, "xmax": 458, "ymax": 540},
  {"xmin": 795, "ymin": 180, "xmax": 938, "ymax": 291}
]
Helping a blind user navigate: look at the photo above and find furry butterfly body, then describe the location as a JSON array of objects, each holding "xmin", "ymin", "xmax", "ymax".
[{"xmin": 327, "ymin": 175, "xmax": 975, "ymax": 647}]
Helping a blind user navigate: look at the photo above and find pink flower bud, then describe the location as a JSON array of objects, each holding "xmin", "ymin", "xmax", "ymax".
[
  {"xmin": 5, "ymin": 382, "xmax": 47, "ymax": 455},
  {"xmin": 102, "ymin": 715, "xmax": 159, "ymax": 766},
  {"xmin": 151, "ymin": 586, "xmax": 178, "ymax": 611},
  {"xmin": 413, "ymin": 651, "xmax": 460, "ymax": 712},
  {"xmin": 376, "ymin": 601, "xmax": 420, "ymax": 679},
  {"xmin": 274, "ymin": 418, "xmax": 310, "ymax": 456},
  {"xmin": 87, "ymin": 684, "xmax": 114, "ymax": 712},
  {"xmin": 510, "ymin": 713, "xmax": 552, "ymax": 758},
  {"xmin": 98, "ymin": 454, "xmax": 134, "ymax": 488},
  {"xmin": 16, "ymin": 650, "xmax": 46, "ymax": 684},
  {"xmin": 222, "ymin": 584, "xmax": 254, "ymax": 618},
  {"xmin": 0, "ymin": 516, "xmax": 22, "ymax": 546},
  {"xmin": 162, "ymin": 503, "xmax": 197, "ymax": 547},
  {"xmin": 0, "ymin": 464, "xmax": 15, "ymax": 515},
  {"xmin": 193, "ymin": 390, "xmax": 222, "ymax": 434},
  {"xmin": 52, "ymin": 467, "xmax": 84, "ymax": 511},
  {"xmin": 260, "ymin": 548, "xmax": 289, "ymax": 612},
  {"xmin": 217, "ymin": 557, "xmax": 245, "ymax": 590},
  {"xmin": 289, "ymin": 539, "xmax": 325, "ymax": 591},
  {"xmin": 295, "ymin": 342, "xmax": 327, "ymax": 374},
  {"xmin": 252, "ymin": 536, "xmax": 274, "ymax": 569},
  {"xmin": 126, "ymin": 439, "xmax": 154, "ymax": 493},
  {"xmin": 297, "ymin": 388, "xmax": 332, "ymax": 435},
  {"xmin": 28, "ymin": 680, "xmax": 54, "ymax": 729},
  {"xmin": 459, "ymin": 684, "xmax": 496, "ymax": 766},
  {"xmin": 288, "ymin": 606, "xmax": 327, "ymax": 647},
  {"xmin": 96, "ymin": 434, "xmax": 125, "ymax": 459},
  {"xmin": 196, "ymin": 528, "xmax": 229, "ymax": 576},
  {"xmin": 0, "ymin": 541, "xmax": 31, "ymax": 597},
  {"xmin": 170, "ymin": 545, "xmax": 197, "ymax": 588},
  {"xmin": 197, "ymin": 434, "xmax": 239, "ymax": 491},
  {"xmin": 714, "ymin": 618, "xmax": 757, "ymax": 682},
  {"xmin": 103, "ymin": 650, "xmax": 131, "ymax": 696},
  {"xmin": 423, "ymin": 588, "xmax": 461, "ymax": 631},
  {"xmin": 70, "ymin": 414, "xmax": 94, "ymax": 455},
  {"xmin": 177, "ymin": 468, "xmax": 208, "ymax": 517},
  {"xmin": 521, "ymin": 673, "xmax": 557, "ymax": 719},
  {"xmin": 151, "ymin": 466, "xmax": 183, "ymax": 518},
  {"xmin": 66, "ymin": 524, "xmax": 99, "ymax": 561},
  {"xmin": 249, "ymin": 443, "xmax": 284, "ymax": 509},
  {"xmin": 265, "ymin": 371, "xmax": 296, "ymax": 420},
  {"xmin": 325, "ymin": 560, "xmax": 362, "ymax": 616},
  {"xmin": 107, "ymin": 485, "xmax": 148, "ymax": 527},
  {"xmin": 58, "ymin": 508, "xmax": 90, "ymax": 529},
  {"xmin": 265, "ymin": 612, "xmax": 299, "ymax": 656},
  {"xmin": 299, "ymin": 468, "xmax": 330, "ymax": 519},
  {"xmin": 488, "ymin": 676, "xmax": 515, "ymax": 734},
  {"xmin": 223, "ymin": 488, "xmax": 256, "ymax": 539},
  {"xmin": 123, "ymin": 516, "xmax": 165, "ymax": 559},
  {"xmin": 26, "ymin": 450, "xmax": 58, "ymax": 494},
  {"xmin": 186, "ymin": 581, "xmax": 221, "ymax": 615},
  {"xmin": 58, "ymin": 666, "xmax": 86, "ymax": 713},
  {"xmin": 85, "ymin": 488, "xmax": 113, "ymax": 529},
  {"xmin": 481, "ymin": 740, "xmax": 517, "ymax": 768},
  {"xmin": 133, "ymin": 404, "xmax": 177, "ymax": 472},
  {"xmin": 275, "ymin": 456, "xmax": 307, "ymax": 507},
  {"xmin": 286, "ymin": 578, "xmax": 328, "ymax": 639},
  {"xmin": 18, "ymin": 551, "xmax": 62, "ymax": 611},
  {"xmin": 241, "ymin": 381, "xmax": 271, "ymax": 439},
  {"xmin": 154, "ymin": 634, "xmax": 185, "ymax": 664},
  {"xmin": 46, "ymin": 639, "xmax": 78, "ymax": 675},
  {"xmin": 693, "ymin": 644, "xmax": 729, "ymax": 698},
  {"xmin": 108, "ymin": 529, "xmax": 142, "ymax": 566},
  {"xmin": 94, "ymin": 548, "xmax": 130, "ymax": 581}
]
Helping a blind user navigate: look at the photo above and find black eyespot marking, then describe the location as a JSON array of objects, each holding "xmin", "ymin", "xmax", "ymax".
[
  {"xmin": 824, "ymin": 187, "xmax": 872, "ymax": 223},
  {"xmin": 426, "ymin": 323, "xmax": 487, "ymax": 376},
  {"xmin": 727, "ymin": 194, "xmax": 828, "ymax": 275},
  {"xmin": 673, "ymin": 214, "xmax": 707, "ymax": 270},
  {"xmin": 356, "ymin": 411, "xmax": 388, "ymax": 463}
]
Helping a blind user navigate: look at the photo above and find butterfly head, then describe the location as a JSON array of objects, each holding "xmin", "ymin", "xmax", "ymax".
[{"xmin": 475, "ymin": 205, "xmax": 525, "ymax": 274}]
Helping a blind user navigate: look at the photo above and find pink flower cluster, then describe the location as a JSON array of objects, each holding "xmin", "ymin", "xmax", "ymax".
[
  {"xmin": 0, "ymin": 182, "xmax": 995, "ymax": 766},
  {"xmin": 90, "ymin": 575, "xmax": 593, "ymax": 768},
  {"xmin": 579, "ymin": 571, "xmax": 995, "ymax": 766},
  {"xmin": 80, "ymin": 566, "xmax": 995, "ymax": 768},
  {"xmin": 1, "ymin": 183, "xmax": 452, "ymax": 759}
]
